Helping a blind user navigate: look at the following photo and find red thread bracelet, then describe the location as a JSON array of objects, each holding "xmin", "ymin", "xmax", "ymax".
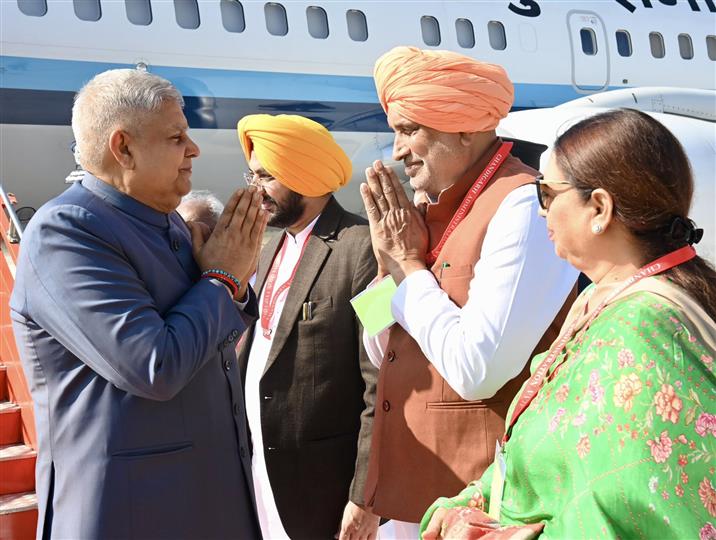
[{"xmin": 201, "ymin": 272, "xmax": 239, "ymax": 299}]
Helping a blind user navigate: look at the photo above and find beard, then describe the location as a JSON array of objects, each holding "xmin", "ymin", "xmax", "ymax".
[{"xmin": 266, "ymin": 190, "xmax": 305, "ymax": 229}]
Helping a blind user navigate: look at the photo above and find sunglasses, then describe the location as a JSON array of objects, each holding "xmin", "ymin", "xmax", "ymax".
[{"xmin": 533, "ymin": 174, "xmax": 574, "ymax": 211}]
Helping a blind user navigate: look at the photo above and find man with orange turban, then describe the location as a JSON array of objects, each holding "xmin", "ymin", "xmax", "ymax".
[
  {"xmin": 235, "ymin": 114, "xmax": 379, "ymax": 540},
  {"xmin": 359, "ymin": 47, "xmax": 578, "ymax": 537}
]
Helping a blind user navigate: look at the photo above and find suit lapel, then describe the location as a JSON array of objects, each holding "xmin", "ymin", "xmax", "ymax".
[
  {"xmin": 237, "ymin": 231, "xmax": 284, "ymax": 381},
  {"xmin": 262, "ymin": 197, "xmax": 343, "ymax": 376},
  {"xmin": 254, "ymin": 232, "xmax": 284, "ymax": 297}
]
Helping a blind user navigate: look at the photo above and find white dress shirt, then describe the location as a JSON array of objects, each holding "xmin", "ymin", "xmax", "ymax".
[
  {"xmin": 363, "ymin": 184, "xmax": 578, "ymax": 401},
  {"xmin": 245, "ymin": 216, "xmax": 319, "ymax": 540}
]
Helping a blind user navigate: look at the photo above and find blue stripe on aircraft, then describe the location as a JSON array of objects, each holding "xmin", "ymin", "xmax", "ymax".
[
  {"xmin": 0, "ymin": 55, "xmax": 378, "ymax": 103},
  {"xmin": 0, "ymin": 88, "xmax": 391, "ymax": 132},
  {"xmin": 1, "ymin": 55, "xmax": 617, "ymax": 111}
]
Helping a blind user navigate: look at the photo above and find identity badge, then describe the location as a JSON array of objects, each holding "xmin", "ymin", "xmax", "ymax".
[
  {"xmin": 350, "ymin": 275, "xmax": 397, "ymax": 336},
  {"xmin": 488, "ymin": 440, "xmax": 508, "ymax": 521}
]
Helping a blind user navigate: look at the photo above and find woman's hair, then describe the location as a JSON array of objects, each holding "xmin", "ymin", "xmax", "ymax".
[{"xmin": 553, "ymin": 108, "xmax": 716, "ymax": 320}]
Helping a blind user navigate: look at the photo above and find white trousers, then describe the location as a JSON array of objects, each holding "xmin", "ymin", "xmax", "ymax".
[{"xmin": 378, "ymin": 519, "xmax": 420, "ymax": 539}]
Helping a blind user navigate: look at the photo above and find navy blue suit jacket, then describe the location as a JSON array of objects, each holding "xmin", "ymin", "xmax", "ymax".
[{"xmin": 10, "ymin": 175, "xmax": 261, "ymax": 539}]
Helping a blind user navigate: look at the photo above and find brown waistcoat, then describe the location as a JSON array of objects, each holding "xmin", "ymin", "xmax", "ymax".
[{"xmin": 364, "ymin": 141, "xmax": 574, "ymax": 523}]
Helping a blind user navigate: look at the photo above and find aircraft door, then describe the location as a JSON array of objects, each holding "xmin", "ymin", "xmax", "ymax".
[{"xmin": 567, "ymin": 11, "xmax": 609, "ymax": 92}]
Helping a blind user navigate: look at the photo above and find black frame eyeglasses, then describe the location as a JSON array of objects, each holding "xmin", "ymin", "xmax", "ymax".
[{"xmin": 533, "ymin": 174, "xmax": 573, "ymax": 211}]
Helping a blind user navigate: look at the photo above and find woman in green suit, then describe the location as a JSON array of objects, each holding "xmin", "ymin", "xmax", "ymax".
[{"xmin": 421, "ymin": 108, "xmax": 716, "ymax": 540}]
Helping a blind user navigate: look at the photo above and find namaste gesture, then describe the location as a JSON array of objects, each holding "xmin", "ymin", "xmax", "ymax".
[{"xmin": 360, "ymin": 160, "xmax": 429, "ymax": 283}]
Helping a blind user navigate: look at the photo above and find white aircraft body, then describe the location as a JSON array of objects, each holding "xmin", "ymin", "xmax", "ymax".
[
  {"xmin": 1, "ymin": 0, "xmax": 714, "ymax": 262},
  {"xmin": 499, "ymin": 88, "xmax": 716, "ymax": 264}
]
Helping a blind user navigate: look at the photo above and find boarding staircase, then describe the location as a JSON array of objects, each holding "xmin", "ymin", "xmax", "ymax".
[{"xmin": 0, "ymin": 188, "xmax": 38, "ymax": 539}]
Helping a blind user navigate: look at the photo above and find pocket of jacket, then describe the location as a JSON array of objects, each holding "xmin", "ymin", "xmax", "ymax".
[
  {"xmin": 111, "ymin": 441, "xmax": 193, "ymax": 459},
  {"xmin": 305, "ymin": 430, "xmax": 357, "ymax": 444},
  {"xmin": 426, "ymin": 399, "xmax": 502, "ymax": 411},
  {"xmin": 302, "ymin": 296, "xmax": 333, "ymax": 318},
  {"xmin": 436, "ymin": 263, "xmax": 474, "ymax": 281}
]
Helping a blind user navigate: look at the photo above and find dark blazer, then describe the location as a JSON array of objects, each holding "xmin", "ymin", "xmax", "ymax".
[
  {"xmin": 237, "ymin": 197, "xmax": 378, "ymax": 539},
  {"xmin": 10, "ymin": 175, "xmax": 260, "ymax": 539}
]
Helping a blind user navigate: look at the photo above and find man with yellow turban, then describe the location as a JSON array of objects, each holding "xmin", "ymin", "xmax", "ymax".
[
  {"xmin": 359, "ymin": 47, "xmax": 578, "ymax": 537},
  {"xmin": 235, "ymin": 114, "xmax": 379, "ymax": 540}
]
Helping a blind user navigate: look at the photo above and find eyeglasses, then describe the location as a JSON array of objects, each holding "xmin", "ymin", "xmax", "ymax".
[
  {"xmin": 243, "ymin": 171, "xmax": 276, "ymax": 188},
  {"xmin": 533, "ymin": 174, "xmax": 574, "ymax": 211}
]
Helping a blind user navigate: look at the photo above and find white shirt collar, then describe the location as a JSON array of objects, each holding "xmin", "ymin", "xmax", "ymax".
[{"xmin": 285, "ymin": 213, "xmax": 321, "ymax": 246}]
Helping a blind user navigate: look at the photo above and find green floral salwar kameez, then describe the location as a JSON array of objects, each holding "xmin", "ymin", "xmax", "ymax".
[{"xmin": 422, "ymin": 288, "xmax": 715, "ymax": 539}]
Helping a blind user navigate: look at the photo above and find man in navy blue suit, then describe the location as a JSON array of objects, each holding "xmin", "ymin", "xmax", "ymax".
[{"xmin": 10, "ymin": 69, "xmax": 267, "ymax": 539}]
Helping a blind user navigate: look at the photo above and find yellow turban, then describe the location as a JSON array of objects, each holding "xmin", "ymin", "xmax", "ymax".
[
  {"xmin": 374, "ymin": 46, "xmax": 514, "ymax": 133},
  {"xmin": 237, "ymin": 114, "xmax": 352, "ymax": 197}
]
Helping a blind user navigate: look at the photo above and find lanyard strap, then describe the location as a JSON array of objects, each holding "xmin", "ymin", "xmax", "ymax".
[
  {"xmin": 260, "ymin": 232, "xmax": 311, "ymax": 339},
  {"xmin": 503, "ymin": 244, "xmax": 697, "ymax": 444},
  {"xmin": 426, "ymin": 141, "xmax": 513, "ymax": 266}
]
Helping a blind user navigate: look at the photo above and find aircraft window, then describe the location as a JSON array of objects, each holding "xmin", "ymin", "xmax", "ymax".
[
  {"xmin": 615, "ymin": 30, "xmax": 632, "ymax": 57},
  {"xmin": 488, "ymin": 21, "xmax": 507, "ymax": 50},
  {"xmin": 307, "ymin": 6, "xmax": 329, "ymax": 39},
  {"xmin": 649, "ymin": 32, "xmax": 665, "ymax": 58},
  {"xmin": 346, "ymin": 9, "xmax": 367, "ymax": 42},
  {"xmin": 456, "ymin": 18, "xmax": 475, "ymax": 49},
  {"xmin": 17, "ymin": 0, "xmax": 47, "ymax": 16},
  {"xmin": 265, "ymin": 2, "xmax": 288, "ymax": 36},
  {"xmin": 678, "ymin": 34, "xmax": 693, "ymax": 60},
  {"xmin": 174, "ymin": 0, "xmax": 200, "ymax": 29},
  {"xmin": 579, "ymin": 28, "xmax": 597, "ymax": 55},
  {"xmin": 708, "ymin": 36, "xmax": 716, "ymax": 61},
  {"xmin": 74, "ymin": 0, "xmax": 101, "ymax": 21},
  {"xmin": 421, "ymin": 16, "xmax": 441, "ymax": 46},
  {"xmin": 126, "ymin": 0, "xmax": 152, "ymax": 26},
  {"xmin": 221, "ymin": 0, "xmax": 245, "ymax": 32}
]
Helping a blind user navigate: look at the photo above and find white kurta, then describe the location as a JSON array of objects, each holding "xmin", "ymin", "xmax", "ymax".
[
  {"xmin": 366, "ymin": 185, "xmax": 577, "ymax": 534},
  {"xmin": 245, "ymin": 217, "xmax": 318, "ymax": 540},
  {"xmin": 364, "ymin": 185, "xmax": 577, "ymax": 399}
]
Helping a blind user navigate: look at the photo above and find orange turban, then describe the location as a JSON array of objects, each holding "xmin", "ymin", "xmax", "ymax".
[
  {"xmin": 237, "ymin": 114, "xmax": 352, "ymax": 197},
  {"xmin": 374, "ymin": 46, "xmax": 514, "ymax": 133}
]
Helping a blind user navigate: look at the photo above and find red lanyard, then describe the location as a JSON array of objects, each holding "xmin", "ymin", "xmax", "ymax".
[
  {"xmin": 426, "ymin": 141, "xmax": 513, "ymax": 266},
  {"xmin": 503, "ymin": 245, "xmax": 697, "ymax": 444},
  {"xmin": 260, "ymin": 232, "xmax": 311, "ymax": 339}
]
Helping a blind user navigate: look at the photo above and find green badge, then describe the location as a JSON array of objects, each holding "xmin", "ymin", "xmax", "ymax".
[{"xmin": 350, "ymin": 276, "xmax": 397, "ymax": 336}]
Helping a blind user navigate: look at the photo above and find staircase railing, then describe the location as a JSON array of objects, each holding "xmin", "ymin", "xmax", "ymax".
[
  {"xmin": 0, "ymin": 183, "xmax": 36, "ymax": 450},
  {"xmin": 0, "ymin": 187, "xmax": 23, "ymax": 245}
]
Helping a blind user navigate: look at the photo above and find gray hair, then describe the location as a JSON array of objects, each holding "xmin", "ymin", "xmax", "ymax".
[
  {"xmin": 71, "ymin": 68, "xmax": 184, "ymax": 173},
  {"xmin": 177, "ymin": 190, "xmax": 224, "ymax": 231},
  {"xmin": 180, "ymin": 190, "xmax": 224, "ymax": 220}
]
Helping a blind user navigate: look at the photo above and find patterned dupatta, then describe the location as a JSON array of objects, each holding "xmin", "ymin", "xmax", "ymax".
[{"xmin": 558, "ymin": 276, "xmax": 716, "ymax": 357}]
